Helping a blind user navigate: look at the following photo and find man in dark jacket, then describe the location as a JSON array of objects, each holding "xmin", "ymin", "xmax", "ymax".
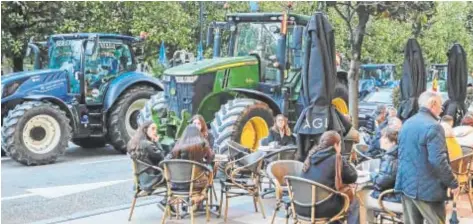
[
  {"xmin": 395, "ymin": 91, "xmax": 458, "ymax": 224},
  {"xmin": 366, "ymin": 105, "xmax": 387, "ymax": 157}
]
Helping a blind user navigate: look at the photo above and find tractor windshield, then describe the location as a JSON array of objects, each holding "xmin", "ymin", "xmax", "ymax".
[
  {"xmin": 49, "ymin": 39, "xmax": 82, "ymax": 70},
  {"xmin": 235, "ymin": 22, "xmax": 279, "ymax": 59},
  {"xmin": 427, "ymin": 65, "xmax": 448, "ymax": 92}
]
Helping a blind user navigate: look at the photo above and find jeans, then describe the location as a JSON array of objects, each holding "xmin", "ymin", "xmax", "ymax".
[{"xmin": 401, "ymin": 195, "xmax": 446, "ymax": 224}]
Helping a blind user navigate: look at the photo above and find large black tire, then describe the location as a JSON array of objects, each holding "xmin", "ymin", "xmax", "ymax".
[
  {"xmin": 210, "ymin": 98, "xmax": 274, "ymax": 153},
  {"xmin": 2, "ymin": 101, "xmax": 71, "ymax": 165},
  {"xmin": 108, "ymin": 85, "xmax": 156, "ymax": 153},
  {"xmin": 72, "ymin": 137, "xmax": 107, "ymax": 149},
  {"xmin": 138, "ymin": 92, "xmax": 166, "ymax": 125}
]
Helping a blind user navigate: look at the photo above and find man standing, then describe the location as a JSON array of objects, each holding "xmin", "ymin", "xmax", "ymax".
[{"xmin": 395, "ymin": 91, "xmax": 458, "ymax": 224}]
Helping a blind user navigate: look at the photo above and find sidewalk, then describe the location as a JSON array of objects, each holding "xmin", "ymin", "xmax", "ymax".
[{"xmin": 61, "ymin": 192, "xmax": 473, "ymax": 224}]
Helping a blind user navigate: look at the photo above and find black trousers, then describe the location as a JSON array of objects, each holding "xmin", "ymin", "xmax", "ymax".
[{"xmin": 401, "ymin": 195, "xmax": 446, "ymax": 224}]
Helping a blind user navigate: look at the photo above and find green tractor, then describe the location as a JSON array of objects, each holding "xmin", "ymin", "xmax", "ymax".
[{"xmin": 139, "ymin": 12, "xmax": 349, "ymax": 152}]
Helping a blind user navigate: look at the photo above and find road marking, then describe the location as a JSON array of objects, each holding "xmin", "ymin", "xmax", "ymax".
[
  {"xmin": 1, "ymin": 179, "xmax": 132, "ymax": 201},
  {"xmin": 1, "ymin": 193, "xmax": 36, "ymax": 201},
  {"xmin": 1, "ymin": 157, "xmax": 11, "ymax": 161},
  {"xmin": 79, "ymin": 157, "xmax": 128, "ymax": 165}
]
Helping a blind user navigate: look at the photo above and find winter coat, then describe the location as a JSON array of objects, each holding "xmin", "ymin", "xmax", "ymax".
[
  {"xmin": 300, "ymin": 147, "xmax": 358, "ymax": 218},
  {"xmin": 135, "ymin": 140, "xmax": 165, "ymax": 192},
  {"xmin": 395, "ymin": 107, "xmax": 458, "ymax": 202},
  {"xmin": 454, "ymin": 125, "xmax": 473, "ymax": 149},
  {"xmin": 366, "ymin": 120, "xmax": 388, "ymax": 159},
  {"xmin": 370, "ymin": 146, "xmax": 401, "ymax": 203},
  {"xmin": 261, "ymin": 129, "xmax": 295, "ymax": 146}
]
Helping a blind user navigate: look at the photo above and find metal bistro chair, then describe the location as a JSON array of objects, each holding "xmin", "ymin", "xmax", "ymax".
[
  {"xmin": 285, "ymin": 176, "xmax": 350, "ymax": 224},
  {"xmin": 450, "ymin": 153, "xmax": 473, "ymax": 212},
  {"xmin": 219, "ymin": 151, "xmax": 267, "ymax": 222},
  {"xmin": 266, "ymin": 160, "xmax": 304, "ymax": 224},
  {"xmin": 160, "ymin": 159, "xmax": 214, "ymax": 224},
  {"xmin": 128, "ymin": 159, "xmax": 166, "ymax": 221},
  {"xmin": 261, "ymin": 146, "xmax": 297, "ymax": 198},
  {"xmin": 377, "ymin": 189, "xmax": 404, "ymax": 223}
]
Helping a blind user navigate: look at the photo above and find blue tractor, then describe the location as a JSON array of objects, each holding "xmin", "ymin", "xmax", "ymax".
[
  {"xmin": 1, "ymin": 33, "xmax": 162, "ymax": 165},
  {"xmin": 359, "ymin": 64, "xmax": 398, "ymax": 100}
]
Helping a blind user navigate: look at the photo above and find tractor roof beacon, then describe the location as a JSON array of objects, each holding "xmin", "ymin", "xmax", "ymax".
[
  {"xmin": 139, "ymin": 12, "xmax": 349, "ymax": 153},
  {"xmin": 1, "ymin": 33, "xmax": 163, "ymax": 166}
]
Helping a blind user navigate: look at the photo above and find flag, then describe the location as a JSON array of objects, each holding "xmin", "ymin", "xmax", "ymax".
[
  {"xmin": 197, "ymin": 41, "xmax": 204, "ymax": 61},
  {"xmin": 432, "ymin": 76, "xmax": 438, "ymax": 92},
  {"xmin": 158, "ymin": 41, "xmax": 168, "ymax": 67},
  {"xmin": 249, "ymin": 1, "xmax": 259, "ymax": 12}
]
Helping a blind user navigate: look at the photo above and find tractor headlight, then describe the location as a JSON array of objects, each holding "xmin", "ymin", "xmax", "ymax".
[
  {"xmin": 162, "ymin": 75, "xmax": 171, "ymax": 82},
  {"xmin": 175, "ymin": 75, "xmax": 198, "ymax": 83}
]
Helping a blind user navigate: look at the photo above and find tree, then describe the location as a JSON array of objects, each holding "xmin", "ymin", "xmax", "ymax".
[
  {"xmin": 328, "ymin": 1, "xmax": 436, "ymax": 127},
  {"xmin": 1, "ymin": 1, "xmax": 66, "ymax": 71}
]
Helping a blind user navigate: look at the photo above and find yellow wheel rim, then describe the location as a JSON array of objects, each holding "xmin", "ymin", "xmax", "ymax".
[
  {"xmin": 332, "ymin": 97, "xmax": 349, "ymax": 115},
  {"xmin": 239, "ymin": 116, "xmax": 269, "ymax": 152}
]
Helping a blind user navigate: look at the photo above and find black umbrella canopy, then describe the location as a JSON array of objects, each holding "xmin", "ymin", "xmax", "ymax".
[
  {"xmin": 444, "ymin": 43, "xmax": 468, "ymax": 125},
  {"xmin": 398, "ymin": 38, "xmax": 426, "ymax": 121},
  {"xmin": 294, "ymin": 12, "xmax": 348, "ymax": 161}
]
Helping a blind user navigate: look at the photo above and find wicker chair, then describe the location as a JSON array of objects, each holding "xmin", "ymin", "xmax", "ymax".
[
  {"xmin": 128, "ymin": 159, "xmax": 166, "ymax": 221},
  {"xmin": 261, "ymin": 146, "xmax": 297, "ymax": 198},
  {"xmin": 285, "ymin": 176, "xmax": 350, "ymax": 224},
  {"xmin": 353, "ymin": 144, "xmax": 373, "ymax": 165},
  {"xmin": 160, "ymin": 159, "xmax": 214, "ymax": 224},
  {"xmin": 450, "ymin": 152, "xmax": 473, "ymax": 212},
  {"xmin": 377, "ymin": 189, "xmax": 403, "ymax": 223},
  {"xmin": 266, "ymin": 160, "xmax": 304, "ymax": 224},
  {"xmin": 219, "ymin": 151, "xmax": 267, "ymax": 222}
]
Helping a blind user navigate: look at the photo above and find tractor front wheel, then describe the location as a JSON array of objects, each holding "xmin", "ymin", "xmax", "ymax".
[
  {"xmin": 211, "ymin": 98, "xmax": 274, "ymax": 153},
  {"xmin": 108, "ymin": 85, "xmax": 156, "ymax": 153},
  {"xmin": 1, "ymin": 101, "xmax": 71, "ymax": 165}
]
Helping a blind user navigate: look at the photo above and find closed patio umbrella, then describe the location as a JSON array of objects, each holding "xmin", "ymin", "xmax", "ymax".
[
  {"xmin": 443, "ymin": 44, "xmax": 468, "ymax": 126},
  {"xmin": 294, "ymin": 12, "xmax": 349, "ymax": 161},
  {"xmin": 398, "ymin": 38, "xmax": 426, "ymax": 121}
]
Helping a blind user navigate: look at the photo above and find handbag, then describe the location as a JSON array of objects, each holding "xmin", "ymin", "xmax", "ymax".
[{"xmin": 335, "ymin": 153, "xmax": 355, "ymax": 202}]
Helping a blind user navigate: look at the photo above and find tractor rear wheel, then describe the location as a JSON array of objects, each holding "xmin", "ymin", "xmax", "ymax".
[
  {"xmin": 138, "ymin": 92, "xmax": 166, "ymax": 125},
  {"xmin": 72, "ymin": 137, "xmax": 107, "ymax": 149},
  {"xmin": 108, "ymin": 85, "xmax": 156, "ymax": 153},
  {"xmin": 211, "ymin": 98, "xmax": 274, "ymax": 153},
  {"xmin": 2, "ymin": 101, "xmax": 71, "ymax": 165}
]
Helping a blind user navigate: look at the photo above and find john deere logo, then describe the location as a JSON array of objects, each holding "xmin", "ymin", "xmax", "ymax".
[
  {"xmin": 170, "ymin": 88, "xmax": 176, "ymax": 95},
  {"xmin": 245, "ymin": 78, "xmax": 255, "ymax": 84}
]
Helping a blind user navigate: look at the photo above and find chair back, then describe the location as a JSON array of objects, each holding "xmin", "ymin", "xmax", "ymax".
[
  {"xmin": 266, "ymin": 160, "xmax": 304, "ymax": 189},
  {"xmin": 285, "ymin": 176, "xmax": 349, "ymax": 222},
  {"xmin": 225, "ymin": 140, "xmax": 250, "ymax": 160},
  {"xmin": 450, "ymin": 153, "xmax": 473, "ymax": 182},
  {"xmin": 160, "ymin": 159, "xmax": 212, "ymax": 185},
  {"xmin": 236, "ymin": 151, "xmax": 266, "ymax": 173},
  {"xmin": 265, "ymin": 146, "xmax": 297, "ymax": 161}
]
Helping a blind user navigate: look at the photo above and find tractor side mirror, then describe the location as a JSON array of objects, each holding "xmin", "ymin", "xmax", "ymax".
[
  {"xmin": 291, "ymin": 26, "xmax": 304, "ymax": 50},
  {"xmin": 85, "ymin": 35, "xmax": 99, "ymax": 56},
  {"xmin": 206, "ymin": 26, "xmax": 214, "ymax": 47}
]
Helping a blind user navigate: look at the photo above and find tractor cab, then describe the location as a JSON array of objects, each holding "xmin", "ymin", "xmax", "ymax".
[
  {"xmin": 359, "ymin": 64, "xmax": 397, "ymax": 99},
  {"xmin": 2, "ymin": 33, "xmax": 162, "ymax": 166},
  {"xmin": 427, "ymin": 63, "xmax": 448, "ymax": 92}
]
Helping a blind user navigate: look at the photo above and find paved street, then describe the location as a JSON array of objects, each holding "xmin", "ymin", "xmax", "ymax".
[{"xmin": 2, "ymin": 143, "xmax": 473, "ymax": 224}]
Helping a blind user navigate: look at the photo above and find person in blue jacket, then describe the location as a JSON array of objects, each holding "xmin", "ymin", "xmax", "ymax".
[{"xmin": 395, "ymin": 91, "xmax": 458, "ymax": 224}]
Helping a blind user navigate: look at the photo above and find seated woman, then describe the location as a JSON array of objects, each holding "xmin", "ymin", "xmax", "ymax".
[
  {"xmin": 454, "ymin": 113, "xmax": 473, "ymax": 151},
  {"xmin": 127, "ymin": 121, "xmax": 165, "ymax": 194},
  {"xmin": 191, "ymin": 115, "xmax": 214, "ymax": 150},
  {"xmin": 261, "ymin": 114, "xmax": 295, "ymax": 147},
  {"xmin": 441, "ymin": 117, "xmax": 463, "ymax": 161},
  {"xmin": 300, "ymin": 131, "xmax": 359, "ymax": 224}
]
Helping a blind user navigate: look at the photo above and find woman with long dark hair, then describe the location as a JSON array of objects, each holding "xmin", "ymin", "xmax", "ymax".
[
  {"xmin": 261, "ymin": 114, "xmax": 295, "ymax": 146},
  {"xmin": 127, "ymin": 120, "xmax": 165, "ymax": 194},
  {"xmin": 171, "ymin": 125, "xmax": 214, "ymax": 164},
  {"xmin": 191, "ymin": 114, "xmax": 214, "ymax": 149},
  {"xmin": 301, "ymin": 131, "xmax": 359, "ymax": 223}
]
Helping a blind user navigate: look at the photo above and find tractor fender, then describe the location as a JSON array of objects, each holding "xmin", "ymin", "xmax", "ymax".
[
  {"xmin": 227, "ymin": 88, "xmax": 282, "ymax": 115},
  {"xmin": 22, "ymin": 95, "xmax": 78, "ymax": 131},
  {"xmin": 103, "ymin": 72, "xmax": 163, "ymax": 112}
]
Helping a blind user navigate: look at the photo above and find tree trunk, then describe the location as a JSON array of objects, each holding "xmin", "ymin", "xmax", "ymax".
[
  {"xmin": 348, "ymin": 5, "xmax": 370, "ymax": 128},
  {"xmin": 12, "ymin": 56, "xmax": 24, "ymax": 72}
]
